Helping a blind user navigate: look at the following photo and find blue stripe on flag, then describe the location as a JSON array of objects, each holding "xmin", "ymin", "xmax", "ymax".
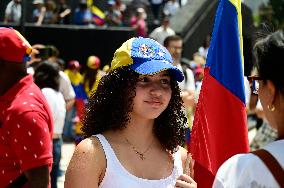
[{"xmin": 206, "ymin": 0, "xmax": 245, "ymax": 104}]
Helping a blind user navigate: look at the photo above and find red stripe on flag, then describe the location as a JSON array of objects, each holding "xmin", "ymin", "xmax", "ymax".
[{"xmin": 190, "ymin": 68, "xmax": 249, "ymax": 187}]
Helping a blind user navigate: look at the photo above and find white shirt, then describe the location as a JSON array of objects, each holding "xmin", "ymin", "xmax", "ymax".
[
  {"xmin": 28, "ymin": 67, "xmax": 75, "ymax": 101},
  {"xmin": 213, "ymin": 140, "xmax": 284, "ymax": 188},
  {"xmin": 176, "ymin": 64, "xmax": 195, "ymax": 92},
  {"xmin": 58, "ymin": 71, "xmax": 76, "ymax": 101},
  {"xmin": 42, "ymin": 88, "xmax": 66, "ymax": 134},
  {"xmin": 5, "ymin": 1, "xmax": 21, "ymax": 23},
  {"xmin": 95, "ymin": 134, "xmax": 183, "ymax": 188},
  {"xmin": 163, "ymin": 1, "xmax": 180, "ymax": 16},
  {"xmin": 149, "ymin": 26, "xmax": 175, "ymax": 45},
  {"xmin": 244, "ymin": 76, "xmax": 251, "ymax": 106}
]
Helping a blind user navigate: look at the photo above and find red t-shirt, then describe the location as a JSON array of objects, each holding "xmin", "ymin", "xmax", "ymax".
[{"xmin": 0, "ymin": 75, "xmax": 54, "ymax": 187}]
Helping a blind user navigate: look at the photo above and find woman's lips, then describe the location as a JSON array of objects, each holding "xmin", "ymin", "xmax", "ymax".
[{"xmin": 145, "ymin": 100, "xmax": 162, "ymax": 108}]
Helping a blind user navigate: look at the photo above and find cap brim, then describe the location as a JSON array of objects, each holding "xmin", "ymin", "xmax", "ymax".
[{"xmin": 129, "ymin": 60, "xmax": 184, "ymax": 82}]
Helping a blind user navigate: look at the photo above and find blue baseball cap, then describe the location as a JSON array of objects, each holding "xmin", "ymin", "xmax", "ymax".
[{"xmin": 111, "ymin": 37, "xmax": 184, "ymax": 82}]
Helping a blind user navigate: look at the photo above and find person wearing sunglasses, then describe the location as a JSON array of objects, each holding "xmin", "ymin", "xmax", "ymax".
[{"xmin": 213, "ymin": 30, "xmax": 284, "ymax": 187}]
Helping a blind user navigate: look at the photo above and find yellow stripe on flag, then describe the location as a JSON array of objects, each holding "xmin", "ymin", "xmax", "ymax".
[
  {"xmin": 229, "ymin": 0, "xmax": 244, "ymax": 67},
  {"xmin": 92, "ymin": 6, "xmax": 105, "ymax": 19}
]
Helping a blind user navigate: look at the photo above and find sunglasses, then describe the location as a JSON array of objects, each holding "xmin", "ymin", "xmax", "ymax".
[{"xmin": 247, "ymin": 76, "xmax": 262, "ymax": 95}]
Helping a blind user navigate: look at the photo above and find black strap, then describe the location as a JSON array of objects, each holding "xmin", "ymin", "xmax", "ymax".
[
  {"xmin": 251, "ymin": 149, "xmax": 284, "ymax": 187},
  {"xmin": 7, "ymin": 173, "xmax": 27, "ymax": 188}
]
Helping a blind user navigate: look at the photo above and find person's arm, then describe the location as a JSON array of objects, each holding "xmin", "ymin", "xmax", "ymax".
[
  {"xmin": 59, "ymin": 71, "xmax": 76, "ymax": 111},
  {"xmin": 24, "ymin": 165, "xmax": 49, "ymax": 188},
  {"xmin": 4, "ymin": 12, "xmax": 9, "ymax": 23},
  {"xmin": 66, "ymin": 98, "xmax": 75, "ymax": 111},
  {"xmin": 59, "ymin": 8, "xmax": 71, "ymax": 19},
  {"xmin": 64, "ymin": 137, "xmax": 106, "ymax": 188},
  {"xmin": 36, "ymin": 7, "xmax": 46, "ymax": 26},
  {"xmin": 175, "ymin": 147, "xmax": 197, "ymax": 188},
  {"xmin": 4, "ymin": 16, "xmax": 8, "ymax": 23},
  {"xmin": 4, "ymin": 2, "xmax": 12, "ymax": 23}
]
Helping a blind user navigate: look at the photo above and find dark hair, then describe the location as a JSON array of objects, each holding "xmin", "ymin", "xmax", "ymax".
[
  {"xmin": 33, "ymin": 61, "xmax": 60, "ymax": 91},
  {"xmin": 82, "ymin": 66, "xmax": 187, "ymax": 153},
  {"xmin": 253, "ymin": 30, "xmax": 284, "ymax": 95},
  {"xmin": 83, "ymin": 67, "xmax": 99, "ymax": 94},
  {"xmin": 49, "ymin": 45, "xmax": 59, "ymax": 57},
  {"xmin": 164, "ymin": 35, "xmax": 182, "ymax": 47}
]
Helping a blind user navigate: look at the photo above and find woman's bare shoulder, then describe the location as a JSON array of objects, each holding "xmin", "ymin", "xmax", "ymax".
[
  {"xmin": 64, "ymin": 137, "xmax": 106, "ymax": 188},
  {"xmin": 76, "ymin": 136, "xmax": 103, "ymax": 153}
]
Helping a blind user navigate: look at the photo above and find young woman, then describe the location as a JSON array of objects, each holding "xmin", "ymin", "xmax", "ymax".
[{"xmin": 65, "ymin": 37, "xmax": 197, "ymax": 188}]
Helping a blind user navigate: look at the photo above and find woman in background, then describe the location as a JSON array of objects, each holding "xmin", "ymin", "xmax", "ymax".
[{"xmin": 34, "ymin": 61, "xmax": 66, "ymax": 188}]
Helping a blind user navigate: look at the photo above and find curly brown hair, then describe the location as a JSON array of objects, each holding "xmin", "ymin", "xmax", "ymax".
[{"xmin": 82, "ymin": 66, "xmax": 187, "ymax": 153}]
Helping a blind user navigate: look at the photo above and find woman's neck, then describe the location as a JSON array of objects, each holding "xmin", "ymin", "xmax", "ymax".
[{"xmin": 122, "ymin": 117, "xmax": 155, "ymax": 145}]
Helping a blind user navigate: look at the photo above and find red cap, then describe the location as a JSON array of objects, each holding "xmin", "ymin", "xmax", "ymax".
[
  {"xmin": 0, "ymin": 27, "xmax": 32, "ymax": 63},
  {"xmin": 68, "ymin": 60, "xmax": 81, "ymax": 70}
]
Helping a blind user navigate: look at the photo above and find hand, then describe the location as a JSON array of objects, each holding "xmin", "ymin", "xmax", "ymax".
[
  {"xmin": 175, "ymin": 174, "xmax": 197, "ymax": 188},
  {"xmin": 26, "ymin": 44, "xmax": 45, "ymax": 66}
]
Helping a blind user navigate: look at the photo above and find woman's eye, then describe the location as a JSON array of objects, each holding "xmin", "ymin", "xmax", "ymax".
[
  {"xmin": 161, "ymin": 79, "xmax": 170, "ymax": 85},
  {"xmin": 138, "ymin": 77, "xmax": 149, "ymax": 82}
]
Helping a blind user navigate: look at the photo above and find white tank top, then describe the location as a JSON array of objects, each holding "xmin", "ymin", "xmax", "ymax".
[{"xmin": 94, "ymin": 134, "xmax": 183, "ymax": 188}]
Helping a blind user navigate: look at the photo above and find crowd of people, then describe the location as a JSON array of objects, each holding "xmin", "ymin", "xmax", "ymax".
[
  {"xmin": 3, "ymin": 0, "xmax": 190, "ymax": 38},
  {"xmin": 3, "ymin": 0, "xmax": 185, "ymax": 26},
  {"xmin": 0, "ymin": 12, "xmax": 283, "ymax": 188}
]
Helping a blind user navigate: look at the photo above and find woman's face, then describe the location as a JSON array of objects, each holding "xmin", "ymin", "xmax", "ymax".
[{"xmin": 131, "ymin": 70, "xmax": 172, "ymax": 120}]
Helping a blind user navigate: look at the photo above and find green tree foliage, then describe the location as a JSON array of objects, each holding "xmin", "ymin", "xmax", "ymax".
[
  {"xmin": 269, "ymin": 0, "xmax": 284, "ymax": 28},
  {"xmin": 258, "ymin": 0, "xmax": 284, "ymax": 29}
]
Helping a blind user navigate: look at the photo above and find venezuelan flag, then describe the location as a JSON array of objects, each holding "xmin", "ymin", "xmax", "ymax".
[
  {"xmin": 87, "ymin": 0, "xmax": 105, "ymax": 26},
  {"xmin": 91, "ymin": 5, "xmax": 105, "ymax": 26},
  {"xmin": 189, "ymin": 0, "xmax": 249, "ymax": 187}
]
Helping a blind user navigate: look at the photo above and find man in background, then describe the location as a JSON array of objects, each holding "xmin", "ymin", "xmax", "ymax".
[
  {"xmin": 4, "ymin": 0, "xmax": 22, "ymax": 24},
  {"xmin": 149, "ymin": 16, "xmax": 175, "ymax": 45},
  {"xmin": 164, "ymin": 35, "xmax": 195, "ymax": 108},
  {"xmin": 0, "ymin": 27, "xmax": 53, "ymax": 187}
]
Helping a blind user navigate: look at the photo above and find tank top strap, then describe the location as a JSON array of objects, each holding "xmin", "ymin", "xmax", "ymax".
[{"xmin": 93, "ymin": 134, "xmax": 119, "ymax": 165}]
